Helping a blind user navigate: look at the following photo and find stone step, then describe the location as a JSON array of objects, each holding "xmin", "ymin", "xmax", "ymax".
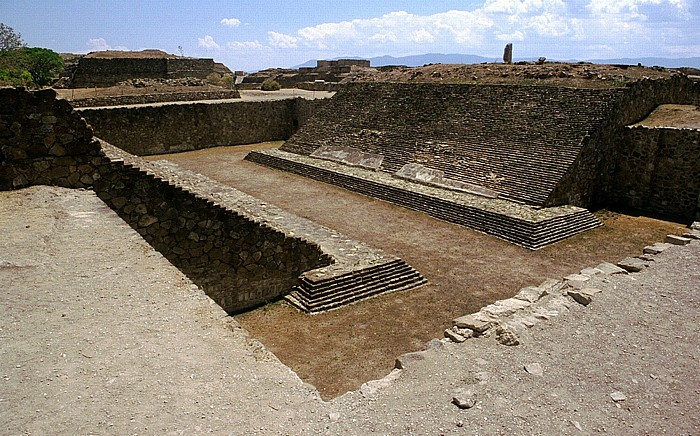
[
  {"xmin": 287, "ymin": 269, "xmax": 427, "ymax": 313},
  {"xmin": 246, "ymin": 150, "xmax": 602, "ymax": 250}
]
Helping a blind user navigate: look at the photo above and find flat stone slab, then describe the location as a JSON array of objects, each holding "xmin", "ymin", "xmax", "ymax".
[
  {"xmin": 665, "ymin": 234, "xmax": 691, "ymax": 246},
  {"xmin": 595, "ymin": 262, "xmax": 628, "ymax": 275},
  {"xmin": 643, "ymin": 242, "xmax": 674, "ymax": 255},
  {"xmin": 453, "ymin": 312, "xmax": 496, "ymax": 333},
  {"xmin": 618, "ymin": 257, "xmax": 649, "ymax": 272}
]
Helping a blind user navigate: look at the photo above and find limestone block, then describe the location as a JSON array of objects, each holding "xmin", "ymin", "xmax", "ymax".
[
  {"xmin": 617, "ymin": 257, "xmax": 648, "ymax": 272},
  {"xmin": 514, "ymin": 286, "xmax": 547, "ymax": 303},
  {"xmin": 643, "ymin": 242, "xmax": 674, "ymax": 255},
  {"xmin": 568, "ymin": 287, "xmax": 602, "ymax": 306},
  {"xmin": 452, "ymin": 312, "xmax": 497, "ymax": 333},
  {"xmin": 394, "ymin": 351, "xmax": 426, "ymax": 369},
  {"xmin": 565, "ymin": 273, "xmax": 590, "ymax": 289},
  {"xmin": 481, "ymin": 297, "xmax": 531, "ymax": 317},
  {"xmin": 665, "ymin": 234, "xmax": 691, "ymax": 246},
  {"xmin": 580, "ymin": 267, "xmax": 602, "ymax": 276},
  {"xmin": 444, "ymin": 328, "xmax": 468, "ymax": 343},
  {"xmin": 594, "ymin": 262, "xmax": 628, "ymax": 275}
]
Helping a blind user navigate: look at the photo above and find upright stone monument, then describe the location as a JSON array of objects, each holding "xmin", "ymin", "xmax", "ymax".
[{"xmin": 503, "ymin": 43, "xmax": 513, "ymax": 64}]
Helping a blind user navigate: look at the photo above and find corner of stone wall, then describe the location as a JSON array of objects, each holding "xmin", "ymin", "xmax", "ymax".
[{"xmin": 0, "ymin": 87, "xmax": 105, "ymax": 191}]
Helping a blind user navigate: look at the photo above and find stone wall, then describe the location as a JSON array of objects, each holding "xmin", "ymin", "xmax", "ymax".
[
  {"xmin": 79, "ymin": 98, "xmax": 326, "ymax": 155},
  {"xmin": 1, "ymin": 87, "xmax": 425, "ymax": 313},
  {"xmin": 607, "ymin": 126, "xmax": 700, "ymax": 220},
  {"xmin": 281, "ymin": 82, "xmax": 622, "ymax": 207},
  {"xmin": 71, "ymin": 57, "xmax": 218, "ymax": 87},
  {"xmin": 0, "ymin": 88, "xmax": 103, "ymax": 191},
  {"xmin": 553, "ymin": 75, "xmax": 700, "ymax": 210},
  {"xmin": 68, "ymin": 89, "xmax": 240, "ymax": 108}
]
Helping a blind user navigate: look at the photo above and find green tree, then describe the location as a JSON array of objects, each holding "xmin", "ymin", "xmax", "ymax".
[
  {"xmin": 0, "ymin": 23, "xmax": 25, "ymax": 51},
  {"xmin": 23, "ymin": 48, "xmax": 64, "ymax": 86},
  {"xmin": 0, "ymin": 47, "xmax": 64, "ymax": 87}
]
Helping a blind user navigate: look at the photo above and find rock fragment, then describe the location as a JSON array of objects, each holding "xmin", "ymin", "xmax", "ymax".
[
  {"xmin": 610, "ymin": 391, "xmax": 627, "ymax": 402},
  {"xmin": 617, "ymin": 257, "xmax": 648, "ymax": 272},
  {"xmin": 524, "ymin": 363, "xmax": 544, "ymax": 376},
  {"xmin": 568, "ymin": 287, "xmax": 602, "ymax": 306},
  {"xmin": 494, "ymin": 323, "xmax": 520, "ymax": 346},
  {"xmin": 643, "ymin": 242, "xmax": 673, "ymax": 255},
  {"xmin": 452, "ymin": 389, "xmax": 477, "ymax": 409},
  {"xmin": 665, "ymin": 234, "xmax": 691, "ymax": 246}
]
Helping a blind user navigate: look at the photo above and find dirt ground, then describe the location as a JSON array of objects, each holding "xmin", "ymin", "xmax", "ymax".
[
  {"xmin": 633, "ymin": 104, "xmax": 700, "ymax": 129},
  {"xmin": 148, "ymin": 142, "xmax": 688, "ymax": 399}
]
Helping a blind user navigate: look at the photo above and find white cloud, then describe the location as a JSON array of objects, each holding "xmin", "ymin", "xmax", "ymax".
[
  {"xmin": 221, "ymin": 18, "xmax": 241, "ymax": 27},
  {"xmin": 293, "ymin": 10, "xmax": 493, "ymax": 50},
  {"xmin": 268, "ymin": 31, "xmax": 298, "ymax": 49},
  {"xmin": 227, "ymin": 40, "xmax": 264, "ymax": 50},
  {"xmin": 483, "ymin": 0, "xmax": 566, "ymax": 15},
  {"xmin": 497, "ymin": 30, "xmax": 526, "ymax": 41},
  {"xmin": 411, "ymin": 29, "xmax": 435, "ymax": 44},
  {"xmin": 198, "ymin": 35, "xmax": 220, "ymax": 50},
  {"xmin": 586, "ymin": 0, "xmax": 685, "ymax": 17},
  {"xmin": 525, "ymin": 12, "xmax": 571, "ymax": 37},
  {"xmin": 87, "ymin": 38, "xmax": 127, "ymax": 52}
]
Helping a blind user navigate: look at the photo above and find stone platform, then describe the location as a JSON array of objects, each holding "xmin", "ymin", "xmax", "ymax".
[{"xmin": 246, "ymin": 148, "xmax": 602, "ymax": 250}]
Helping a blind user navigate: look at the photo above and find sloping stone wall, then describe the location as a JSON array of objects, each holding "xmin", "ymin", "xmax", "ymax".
[
  {"xmin": 1, "ymin": 87, "xmax": 424, "ymax": 313},
  {"xmin": 280, "ymin": 82, "xmax": 621, "ymax": 207},
  {"xmin": 79, "ymin": 98, "xmax": 326, "ymax": 155}
]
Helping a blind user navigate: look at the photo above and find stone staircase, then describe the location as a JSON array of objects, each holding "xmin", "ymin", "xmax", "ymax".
[
  {"xmin": 288, "ymin": 259, "xmax": 427, "ymax": 314},
  {"xmin": 246, "ymin": 149, "xmax": 602, "ymax": 250}
]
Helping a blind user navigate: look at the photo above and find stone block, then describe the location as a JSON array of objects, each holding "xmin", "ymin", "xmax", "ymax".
[
  {"xmin": 565, "ymin": 273, "xmax": 590, "ymax": 289},
  {"xmin": 444, "ymin": 328, "xmax": 468, "ymax": 343},
  {"xmin": 665, "ymin": 234, "xmax": 691, "ymax": 246},
  {"xmin": 595, "ymin": 262, "xmax": 628, "ymax": 275},
  {"xmin": 643, "ymin": 242, "xmax": 674, "ymax": 255},
  {"xmin": 617, "ymin": 257, "xmax": 648, "ymax": 272},
  {"xmin": 682, "ymin": 231, "xmax": 700, "ymax": 240},
  {"xmin": 568, "ymin": 287, "xmax": 602, "ymax": 306},
  {"xmin": 394, "ymin": 351, "xmax": 426, "ymax": 369},
  {"xmin": 481, "ymin": 297, "xmax": 532, "ymax": 317},
  {"xmin": 514, "ymin": 286, "xmax": 547, "ymax": 303},
  {"xmin": 453, "ymin": 312, "xmax": 496, "ymax": 333},
  {"xmin": 580, "ymin": 267, "xmax": 602, "ymax": 276}
]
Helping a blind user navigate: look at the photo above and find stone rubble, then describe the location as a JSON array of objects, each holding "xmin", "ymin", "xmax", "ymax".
[{"xmin": 441, "ymin": 228, "xmax": 693, "ymax": 349}]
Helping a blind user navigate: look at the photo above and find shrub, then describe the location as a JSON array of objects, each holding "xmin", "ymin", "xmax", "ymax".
[
  {"xmin": 261, "ymin": 79, "xmax": 281, "ymax": 91},
  {"xmin": 219, "ymin": 73, "xmax": 235, "ymax": 89},
  {"xmin": 206, "ymin": 72, "xmax": 222, "ymax": 85}
]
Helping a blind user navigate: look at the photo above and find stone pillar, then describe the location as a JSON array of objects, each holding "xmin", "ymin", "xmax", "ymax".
[{"xmin": 503, "ymin": 43, "xmax": 513, "ymax": 64}]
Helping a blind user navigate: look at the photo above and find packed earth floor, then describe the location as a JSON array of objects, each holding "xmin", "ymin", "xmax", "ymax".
[{"xmin": 148, "ymin": 142, "xmax": 688, "ymax": 399}]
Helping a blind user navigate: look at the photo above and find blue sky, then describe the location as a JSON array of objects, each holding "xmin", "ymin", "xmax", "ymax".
[{"xmin": 2, "ymin": 0, "xmax": 698, "ymax": 71}]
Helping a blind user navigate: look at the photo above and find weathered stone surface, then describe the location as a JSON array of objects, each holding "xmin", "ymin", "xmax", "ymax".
[
  {"xmin": 618, "ymin": 257, "xmax": 648, "ymax": 272},
  {"xmin": 452, "ymin": 389, "xmax": 477, "ymax": 409},
  {"xmin": 580, "ymin": 267, "xmax": 603, "ymax": 276},
  {"xmin": 395, "ymin": 351, "xmax": 426, "ymax": 369},
  {"xmin": 665, "ymin": 234, "xmax": 691, "ymax": 246},
  {"xmin": 503, "ymin": 43, "xmax": 513, "ymax": 64},
  {"xmin": 524, "ymin": 363, "xmax": 544, "ymax": 376},
  {"xmin": 595, "ymin": 262, "xmax": 628, "ymax": 275},
  {"xmin": 568, "ymin": 288, "xmax": 602, "ymax": 306},
  {"xmin": 691, "ymin": 222, "xmax": 700, "ymax": 231},
  {"xmin": 565, "ymin": 273, "xmax": 590, "ymax": 289},
  {"xmin": 643, "ymin": 242, "xmax": 674, "ymax": 255},
  {"xmin": 495, "ymin": 323, "xmax": 520, "ymax": 346},
  {"xmin": 444, "ymin": 329, "xmax": 467, "ymax": 343},
  {"xmin": 453, "ymin": 313, "xmax": 497, "ymax": 333},
  {"xmin": 514, "ymin": 286, "xmax": 547, "ymax": 303},
  {"xmin": 481, "ymin": 298, "xmax": 532, "ymax": 317}
]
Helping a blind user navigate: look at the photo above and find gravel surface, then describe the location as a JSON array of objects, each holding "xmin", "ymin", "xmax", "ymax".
[{"xmin": 2, "ymin": 185, "xmax": 697, "ymax": 435}]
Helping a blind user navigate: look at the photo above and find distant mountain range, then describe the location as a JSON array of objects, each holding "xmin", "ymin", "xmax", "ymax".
[{"xmin": 295, "ymin": 53, "xmax": 700, "ymax": 70}]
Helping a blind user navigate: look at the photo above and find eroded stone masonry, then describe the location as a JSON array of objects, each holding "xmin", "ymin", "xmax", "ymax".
[{"xmin": 0, "ymin": 88, "xmax": 425, "ymax": 313}]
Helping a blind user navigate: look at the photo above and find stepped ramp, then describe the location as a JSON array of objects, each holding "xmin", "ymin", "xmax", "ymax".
[{"xmin": 279, "ymin": 82, "xmax": 621, "ymax": 206}]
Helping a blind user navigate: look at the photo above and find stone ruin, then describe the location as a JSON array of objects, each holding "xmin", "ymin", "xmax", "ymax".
[{"xmin": 2, "ymin": 71, "xmax": 699, "ymax": 313}]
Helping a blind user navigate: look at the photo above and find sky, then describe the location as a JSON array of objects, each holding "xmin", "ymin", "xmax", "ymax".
[{"xmin": 1, "ymin": 0, "xmax": 698, "ymax": 71}]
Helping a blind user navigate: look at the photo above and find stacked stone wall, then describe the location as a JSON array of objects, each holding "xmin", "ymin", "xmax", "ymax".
[
  {"xmin": 0, "ymin": 87, "xmax": 331, "ymax": 312},
  {"xmin": 607, "ymin": 126, "xmax": 700, "ymax": 219},
  {"xmin": 71, "ymin": 57, "xmax": 217, "ymax": 87},
  {"xmin": 0, "ymin": 88, "xmax": 103, "ymax": 190},
  {"xmin": 69, "ymin": 89, "xmax": 240, "ymax": 108},
  {"xmin": 1, "ymin": 87, "xmax": 423, "ymax": 313},
  {"xmin": 281, "ymin": 82, "xmax": 621, "ymax": 206},
  {"xmin": 79, "ymin": 98, "xmax": 327, "ymax": 155}
]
